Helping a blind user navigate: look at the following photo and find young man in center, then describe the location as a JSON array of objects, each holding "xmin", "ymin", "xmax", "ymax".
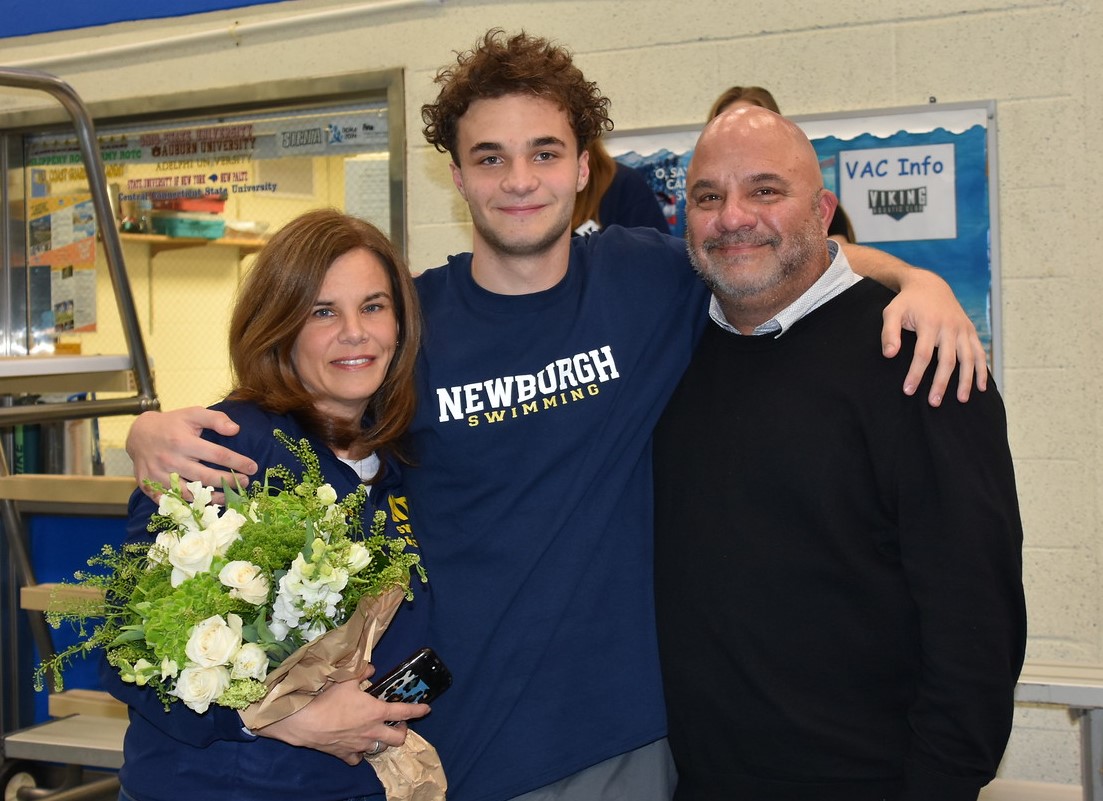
[{"xmin": 126, "ymin": 29, "xmax": 987, "ymax": 801}]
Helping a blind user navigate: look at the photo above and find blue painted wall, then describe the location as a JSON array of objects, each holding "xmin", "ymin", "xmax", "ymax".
[{"xmin": 1, "ymin": 1, "xmax": 285, "ymax": 39}]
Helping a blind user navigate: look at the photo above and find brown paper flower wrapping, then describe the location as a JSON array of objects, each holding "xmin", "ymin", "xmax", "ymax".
[
  {"xmin": 367, "ymin": 730, "xmax": 448, "ymax": 801},
  {"xmin": 239, "ymin": 586, "xmax": 447, "ymax": 800}
]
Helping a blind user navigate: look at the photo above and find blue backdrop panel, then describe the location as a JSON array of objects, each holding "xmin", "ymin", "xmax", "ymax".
[
  {"xmin": 28, "ymin": 513, "xmax": 128, "ymax": 723},
  {"xmin": 810, "ymin": 125, "xmax": 992, "ymax": 352},
  {"xmin": 1, "ymin": 1, "xmax": 285, "ymax": 39}
]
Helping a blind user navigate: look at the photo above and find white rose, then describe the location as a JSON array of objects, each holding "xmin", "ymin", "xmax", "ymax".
[
  {"xmin": 230, "ymin": 643, "xmax": 269, "ymax": 681},
  {"xmin": 316, "ymin": 484, "xmax": 338, "ymax": 506},
  {"xmin": 171, "ymin": 665, "xmax": 231, "ymax": 713},
  {"xmin": 204, "ymin": 508, "xmax": 247, "ymax": 555},
  {"xmin": 184, "ymin": 613, "xmax": 243, "ymax": 668},
  {"xmin": 347, "ymin": 542, "xmax": 372, "ymax": 573},
  {"xmin": 168, "ymin": 529, "xmax": 218, "ymax": 587},
  {"xmin": 218, "ymin": 561, "xmax": 269, "ymax": 605}
]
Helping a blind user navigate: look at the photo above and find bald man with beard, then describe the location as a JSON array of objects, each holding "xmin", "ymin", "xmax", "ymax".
[{"xmin": 653, "ymin": 107, "xmax": 1027, "ymax": 801}]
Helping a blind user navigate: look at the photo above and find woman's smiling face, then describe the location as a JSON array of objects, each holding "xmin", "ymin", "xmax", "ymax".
[{"xmin": 290, "ymin": 247, "xmax": 398, "ymax": 425}]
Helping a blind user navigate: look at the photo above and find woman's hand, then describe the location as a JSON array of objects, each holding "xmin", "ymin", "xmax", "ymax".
[
  {"xmin": 127, "ymin": 408, "xmax": 258, "ymax": 499},
  {"xmin": 255, "ymin": 670, "xmax": 431, "ymax": 765}
]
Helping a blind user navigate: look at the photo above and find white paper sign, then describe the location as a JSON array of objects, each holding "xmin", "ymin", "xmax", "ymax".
[{"xmin": 838, "ymin": 143, "xmax": 957, "ymax": 243}]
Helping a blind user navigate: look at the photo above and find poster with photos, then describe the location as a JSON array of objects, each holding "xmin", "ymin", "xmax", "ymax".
[{"xmin": 27, "ymin": 193, "xmax": 99, "ymax": 334}]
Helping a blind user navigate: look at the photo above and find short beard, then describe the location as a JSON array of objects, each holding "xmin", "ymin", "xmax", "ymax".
[{"xmin": 687, "ymin": 216, "xmax": 825, "ymax": 303}]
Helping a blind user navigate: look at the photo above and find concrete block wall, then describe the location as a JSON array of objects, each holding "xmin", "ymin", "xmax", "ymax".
[{"xmin": 4, "ymin": 0, "xmax": 1100, "ymax": 787}]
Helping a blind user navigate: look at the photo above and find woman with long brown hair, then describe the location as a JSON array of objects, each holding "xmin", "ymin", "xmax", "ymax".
[{"xmin": 109, "ymin": 209, "xmax": 430, "ymax": 801}]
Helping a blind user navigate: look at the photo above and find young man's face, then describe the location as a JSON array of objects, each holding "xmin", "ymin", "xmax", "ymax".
[{"xmin": 450, "ymin": 93, "xmax": 590, "ymax": 261}]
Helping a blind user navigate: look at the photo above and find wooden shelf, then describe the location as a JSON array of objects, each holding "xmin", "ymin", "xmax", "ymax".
[
  {"xmin": 21, "ymin": 582, "xmax": 106, "ymax": 613},
  {"xmin": 0, "ymin": 474, "xmax": 136, "ymax": 516},
  {"xmin": 0, "ymin": 353, "xmax": 141, "ymax": 394},
  {"xmin": 48, "ymin": 690, "xmax": 127, "ymax": 721},
  {"xmin": 0, "ymin": 474, "xmax": 136, "ymax": 505},
  {"xmin": 4, "ymin": 715, "xmax": 127, "ymax": 769},
  {"xmin": 120, "ymin": 231, "xmax": 267, "ymax": 257}
]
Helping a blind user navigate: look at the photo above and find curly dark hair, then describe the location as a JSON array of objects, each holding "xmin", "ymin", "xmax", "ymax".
[{"xmin": 422, "ymin": 29, "xmax": 612, "ymax": 162}]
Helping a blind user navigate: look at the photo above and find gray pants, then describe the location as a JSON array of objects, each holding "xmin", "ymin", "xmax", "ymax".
[{"xmin": 508, "ymin": 739, "xmax": 677, "ymax": 801}]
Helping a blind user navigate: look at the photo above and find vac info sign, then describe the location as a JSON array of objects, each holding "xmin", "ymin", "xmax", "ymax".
[{"xmin": 838, "ymin": 143, "xmax": 957, "ymax": 244}]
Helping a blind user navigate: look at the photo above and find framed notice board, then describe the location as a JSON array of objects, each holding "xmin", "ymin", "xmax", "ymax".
[{"xmin": 606, "ymin": 100, "xmax": 1001, "ymax": 380}]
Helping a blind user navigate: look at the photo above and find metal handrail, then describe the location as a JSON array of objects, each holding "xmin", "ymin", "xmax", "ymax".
[
  {"xmin": 1, "ymin": 69, "xmax": 160, "ymax": 742},
  {"xmin": 0, "ymin": 66, "xmax": 158, "ymax": 419}
]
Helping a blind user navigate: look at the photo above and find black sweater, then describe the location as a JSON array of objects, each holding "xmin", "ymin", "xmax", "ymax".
[{"xmin": 654, "ymin": 279, "xmax": 1026, "ymax": 801}]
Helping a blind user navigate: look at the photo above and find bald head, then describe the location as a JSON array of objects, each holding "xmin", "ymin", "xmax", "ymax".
[
  {"xmin": 684, "ymin": 105, "xmax": 838, "ymax": 333},
  {"xmin": 691, "ymin": 105, "xmax": 824, "ymax": 196}
]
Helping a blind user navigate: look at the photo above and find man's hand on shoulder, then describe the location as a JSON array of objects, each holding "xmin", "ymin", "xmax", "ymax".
[
  {"xmin": 127, "ymin": 408, "xmax": 257, "ymax": 500},
  {"xmin": 881, "ymin": 267, "xmax": 988, "ymax": 406},
  {"xmin": 844, "ymin": 242, "xmax": 987, "ymax": 406}
]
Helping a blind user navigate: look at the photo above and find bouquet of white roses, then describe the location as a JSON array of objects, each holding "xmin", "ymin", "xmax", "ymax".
[{"xmin": 38, "ymin": 430, "xmax": 426, "ymax": 717}]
